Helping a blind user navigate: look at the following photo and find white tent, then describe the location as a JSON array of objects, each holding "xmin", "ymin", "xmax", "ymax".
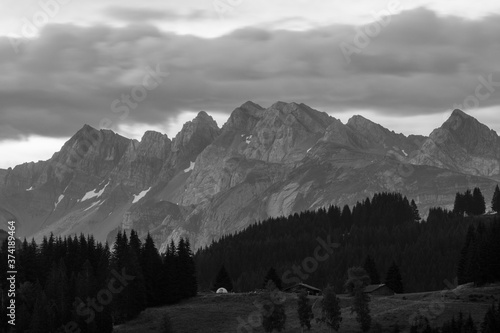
[{"xmin": 216, "ymin": 288, "xmax": 228, "ymax": 294}]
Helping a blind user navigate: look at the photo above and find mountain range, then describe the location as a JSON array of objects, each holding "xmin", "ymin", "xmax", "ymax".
[{"xmin": 1, "ymin": 102, "xmax": 499, "ymax": 251}]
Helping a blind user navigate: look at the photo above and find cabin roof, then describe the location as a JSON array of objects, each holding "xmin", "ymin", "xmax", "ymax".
[
  {"xmin": 363, "ymin": 284, "xmax": 392, "ymax": 293},
  {"xmin": 284, "ymin": 283, "xmax": 321, "ymax": 292}
]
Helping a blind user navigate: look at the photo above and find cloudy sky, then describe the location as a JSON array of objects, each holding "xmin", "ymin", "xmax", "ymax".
[{"xmin": 1, "ymin": 0, "xmax": 500, "ymax": 168}]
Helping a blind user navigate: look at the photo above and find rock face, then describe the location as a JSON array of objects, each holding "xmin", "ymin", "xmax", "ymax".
[
  {"xmin": 410, "ymin": 109, "xmax": 500, "ymax": 178},
  {"xmin": 0, "ymin": 104, "xmax": 498, "ymax": 250}
]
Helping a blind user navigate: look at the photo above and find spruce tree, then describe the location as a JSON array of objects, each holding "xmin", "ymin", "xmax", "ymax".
[
  {"xmin": 464, "ymin": 314, "xmax": 477, "ymax": 333},
  {"xmin": 163, "ymin": 240, "xmax": 181, "ymax": 304},
  {"xmin": 492, "ymin": 185, "xmax": 500, "ymax": 214},
  {"xmin": 453, "ymin": 192, "xmax": 465, "ymax": 216},
  {"xmin": 345, "ymin": 267, "xmax": 370, "ymax": 295},
  {"xmin": 472, "ymin": 187, "xmax": 486, "ymax": 216},
  {"xmin": 177, "ymin": 238, "xmax": 198, "ymax": 298},
  {"xmin": 263, "ymin": 267, "xmax": 283, "ymax": 290},
  {"xmin": 363, "ymin": 255, "xmax": 380, "ymax": 285},
  {"xmin": 262, "ymin": 281, "xmax": 286, "ymax": 332},
  {"xmin": 297, "ymin": 290, "xmax": 314, "ymax": 331},
  {"xmin": 480, "ymin": 303, "xmax": 500, "ymax": 333},
  {"xmin": 464, "ymin": 189, "xmax": 474, "ymax": 216},
  {"xmin": 411, "ymin": 200, "xmax": 421, "ymax": 222},
  {"xmin": 352, "ymin": 282, "xmax": 371, "ymax": 332},
  {"xmin": 340, "ymin": 205, "xmax": 352, "ymax": 230},
  {"xmin": 318, "ymin": 286, "xmax": 342, "ymax": 332},
  {"xmin": 129, "ymin": 229, "xmax": 142, "ymax": 257},
  {"xmin": 213, "ymin": 265, "xmax": 233, "ymax": 292},
  {"xmin": 140, "ymin": 233, "xmax": 163, "ymax": 306},
  {"xmin": 385, "ymin": 262, "xmax": 403, "ymax": 293},
  {"xmin": 457, "ymin": 225, "xmax": 476, "ymax": 284}
]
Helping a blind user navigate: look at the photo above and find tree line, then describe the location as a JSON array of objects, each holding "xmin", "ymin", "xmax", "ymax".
[
  {"xmin": 0, "ymin": 230, "xmax": 197, "ymax": 333},
  {"xmin": 195, "ymin": 189, "xmax": 499, "ymax": 294}
]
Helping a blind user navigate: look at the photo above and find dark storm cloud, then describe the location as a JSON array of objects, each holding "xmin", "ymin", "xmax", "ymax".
[{"xmin": 1, "ymin": 7, "xmax": 500, "ymax": 140}]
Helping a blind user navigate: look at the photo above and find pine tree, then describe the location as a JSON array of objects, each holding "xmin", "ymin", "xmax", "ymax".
[
  {"xmin": 213, "ymin": 265, "xmax": 233, "ymax": 292},
  {"xmin": 363, "ymin": 255, "xmax": 380, "ymax": 285},
  {"xmin": 464, "ymin": 313, "xmax": 477, "ymax": 333},
  {"xmin": 111, "ymin": 230, "xmax": 147, "ymax": 322},
  {"xmin": 472, "ymin": 187, "xmax": 486, "ymax": 216},
  {"xmin": 297, "ymin": 290, "xmax": 314, "ymax": 331},
  {"xmin": 454, "ymin": 192, "xmax": 465, "ymax": 216},
  {"xmin": 352, "ymin": 282, "xmax": 371, "ymax": 332},
  {"xmin": 163, "ymin": 240, "xmax": 181, "ymax": 304},
  {"xmin": 457, "ymin": 225, "xmax": 476, "ymax": 284},
  {"xmin": 385, "ymin": 262, "xmax": 403, "ymax": 293},
  {"xmin": 345, "ymin": 267, "xmax": 370, "ymax": 295},
  {"xmin": 492, "ymin": 185, "xmax": 500, "ymax": 214},
  {"xmin": 480, "ymin": 303, "xmax": 500, "ymax": 333},
  {"xmin": 29, "ymin": 290, "xmax": 54, "ymax": 332},
  {"xmin": 140, "ymin": 233, "xmax": 164, "ymax": 306},
  {"xmin": 340, "ymin": 205, "xmax": 352, "ymax": 230},
  {"xmin": 411, "ymin": 200, "xmax": 421, "ymax": 222},
  {"xmin": 129, "ymin": 229, "xmax": 142, "ymax": 257},
  {"xmin": 262, "ymin": 281, "xmax": 286, "ymax": 332},
  {"xmin": 263, "ymin": 267, "xmax": 283, "ymax": 290},
  {"xmin": 318, "ymin": 286, "xmax": 342, "ymax": 332},
  {"xmin": 177, "ymin": 238, "xmax": 198, "ymax": 298},
  {"xmin": 464, "ymin": 189, "xmax": 474, "ymax": 216}
]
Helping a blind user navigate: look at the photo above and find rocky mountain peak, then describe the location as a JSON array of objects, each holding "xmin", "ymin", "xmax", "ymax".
[
  {"xmin": 347, "ymin": 115, "xmax": 380, "ymax": 130},
  {"xmin": 192, "ymin": 111, "xmax": 218, "ymax": 127},
  {"xmin": 222, "ymin": 102, "xmax": 265, "ymax": 132},
  {"xmin": 141, "ymin": 130, "xmax": 169, "ymax": 143},
  {"xmin": 240, "ymin": 101, "xmax": 264, "ymax": 112},
  {"xmin": 431, "ymin": 109, "xmax": 500, "ymax": 157},
  {"xmin": 441, "ymin": 109, "xmax": 476, "ymax": 132},
  {"xmin": 348, "ymin": 115, "xmax": 394, "ymax": 143},
  {"xmin": 173, "ymin": 112, "xmax": 220, "ymax": 152},
  {"xmin": 265, "ymin": 101, "xmax": 333, "ymax": 133}
]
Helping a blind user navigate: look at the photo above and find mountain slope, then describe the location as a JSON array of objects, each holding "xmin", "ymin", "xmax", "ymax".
[
  {"xmin": 0, "ymin": 104, "xmax": 498, "ymax": 250},
  {"xmin": 410, "ymin": 109, "xmax": 500, "ymax": 178}
]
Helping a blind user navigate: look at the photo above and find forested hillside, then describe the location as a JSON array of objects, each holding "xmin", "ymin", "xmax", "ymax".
[
  {"xmin": 0, "ymin": 230, "xmax": 197, "ymax": 333},
  {"xmin": 195, "ymin": 192, "xmax": 499, "ymax": 294}
]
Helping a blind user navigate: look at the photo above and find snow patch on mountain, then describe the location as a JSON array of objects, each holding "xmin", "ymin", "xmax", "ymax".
[
  {"xmin": 184, "ymin": 162, "xmax": 195, "ymax": 173},
  {"xmin": 81, "ymin": 181, "xmax": 109, "ymax": 202},
  {"xmin": 84, "ymin": 200, "xmax": 102, "ymax": 212},
  {"xmin": 55, "ymin": 195, "xmax": 64, "ymax": 208},
  {"xmin": 133, "ymin": 187, "xmax": 151, "ymax": 204}
]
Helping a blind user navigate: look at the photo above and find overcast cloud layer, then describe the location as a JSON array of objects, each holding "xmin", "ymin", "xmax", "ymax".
[{"xmin": 1, "ymin": 4, "xmax": 500, "ymax": 167}]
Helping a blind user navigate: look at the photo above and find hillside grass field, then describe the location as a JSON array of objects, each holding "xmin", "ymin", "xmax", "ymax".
[{"xmin": 114, "ymin": 284, "xmax": 500, "ymax": 332}]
